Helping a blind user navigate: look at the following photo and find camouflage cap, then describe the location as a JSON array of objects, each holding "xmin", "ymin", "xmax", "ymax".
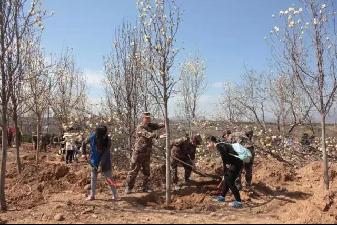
[{"xmin": 143, "ymin": 112, "xmax": 151, "ymax": 118}]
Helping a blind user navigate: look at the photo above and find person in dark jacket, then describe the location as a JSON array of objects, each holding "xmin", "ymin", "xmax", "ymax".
[
  {"xmin": 171, "ymin": 134, "xmax": 202, "ymax": 185},
  {"xmin": 82, "ymin": 125, "xmax": 119, "ymax": 201},
  {"xmin": 207, "ymin": 136, "xmax": 243, "ymax": 209},
  {"xmin": 228, "ymin": 130, "xmax": 255, "ymax": 190}
]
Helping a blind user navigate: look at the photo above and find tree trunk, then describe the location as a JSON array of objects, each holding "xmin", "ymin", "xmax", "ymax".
[
  {"xmin": 128, "ymin": 126, "xmax": 133, "ymax": 157},
  {"xmin": 36, "ymin": 114, "xmax": 42, "ymax": 165},
  {"xmin": 164, "ymin": 99, "xmax": 171, "ymax": 206},
  {"xmin": 321, "ymin": 113, "xmax": 329, "ymax": 190},
  {"xmin": 276, "ymin": 117, "xmax": 281, "ymax": 134},
  {"xmin": 0, "ymin": 107, "xmax": 8, "ymax": 211},
  {"xmin": 13, "ymin": 108, "xmax": 21, "ymax": 174}
]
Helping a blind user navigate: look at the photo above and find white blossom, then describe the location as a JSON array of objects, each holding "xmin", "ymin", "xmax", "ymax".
[
  {"xmin": 274, "ymin": 26, "xmax": 280, "ymax": 32},
  {"xmin": 322, "ymin": 16, "xmax": 327, "ymax": 22},
  {"xmin": 313, "ymin": 18, "xmax": 318, "ymax": 25}
]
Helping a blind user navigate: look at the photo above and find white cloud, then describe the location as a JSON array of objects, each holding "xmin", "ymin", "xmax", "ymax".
[
  {"xmin": 211, "ymin": 82, "xmax": 225, "ymax": 89},
  {"xmin": 169, "ymin": 93, "xmax": 222, "ymax": 119},
  {"xmin": 83, "ymin": 70, "xmax": 106, "ymax": 103},
  {"xmin": 84, "ymin": 70, "xmax": 105, "ymax": 87}
]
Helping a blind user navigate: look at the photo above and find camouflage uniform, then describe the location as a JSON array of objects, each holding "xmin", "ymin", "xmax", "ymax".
[
  {"xmin": 228, "ymin": 132, "xmax": 255, "ymax": 188},
  {"xmin": 126, "ymin": 122, "xmax": 165, "ymax": 190},
  {"xmin": 171, "ymin": 137, "xmax": 197, "ymax": 184},
  {"xmin": 300, "ymin": 133, "xmax": 315, "ymax": 146},
  {"xmin": 33, "ymin": 134, "xmax": 51, "ymax": 152}
]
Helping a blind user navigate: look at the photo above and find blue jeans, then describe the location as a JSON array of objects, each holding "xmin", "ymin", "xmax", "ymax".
[{"xmin": 91, "ymin": 169, "xmax": 118, "ymax": 199}]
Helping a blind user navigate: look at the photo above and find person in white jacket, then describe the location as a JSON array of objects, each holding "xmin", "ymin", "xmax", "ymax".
[{"xmin": 64, "ymin": 130, "xmax": 77, "ymax": 164}]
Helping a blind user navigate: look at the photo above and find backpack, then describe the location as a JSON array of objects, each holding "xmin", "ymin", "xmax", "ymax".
[{"xmin": 230, "ymin": 143, "xmax": 252, "ymax": 164}]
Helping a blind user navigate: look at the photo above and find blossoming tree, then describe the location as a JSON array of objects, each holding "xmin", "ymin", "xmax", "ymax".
[
  {"xmin": 270, "ymin": 0, "xmax": 337, "ymax": 190},
  {"xmin": 138, "ymin": 0, "xmax": 181, "ymax": 205},
  {"xmin": 0, "ymin": 0, "xmax": 47, "ymax": 211},
  {"xmin": 178, "ymin": 53, "xmax": 207, "ymax": 133}
]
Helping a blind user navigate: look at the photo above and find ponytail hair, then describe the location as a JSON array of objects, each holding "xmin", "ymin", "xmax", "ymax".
[{"xmin": 95, "ymin": 126, "xmax": 108, "ymax": 153}]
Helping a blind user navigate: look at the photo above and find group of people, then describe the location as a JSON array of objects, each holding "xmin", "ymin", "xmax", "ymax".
[
  {"xmin": 61, "ymin": 129, "xmax": 83, "ymax": 164},
  {"xmin": 75, "ymin": 112, "xmax": 255, "ymax": 209}
]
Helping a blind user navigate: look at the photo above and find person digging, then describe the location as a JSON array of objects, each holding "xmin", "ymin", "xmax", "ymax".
[
  {"xmin": 227, "ymin": 130, "xmax": 255, "ymax": 191},
  {"xmin": 82, "ymin": 125, "xmax": 120, "ymax": 202},
  {"xmin": 171, "ymin": 134, "xmax": 203, "ymax": 190},
  {"xmin": 206, "ymin": 136, "xmax": 245, "ymax": 209}
]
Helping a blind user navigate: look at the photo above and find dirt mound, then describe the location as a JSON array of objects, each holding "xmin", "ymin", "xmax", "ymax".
[
  {"xmin": 274, "ymin": 162, "xmax": 337, "ymax": 223},
  {"xmin": 277, "ymin": 190, "xmax": 337, "ymax": 223},
  {"xmin": 6, "ymin": 162, "xmax": 68, "ymax": 209},
  {"xmin": 170, "ymin": 193, "xmax": 219, "ymax": 211},
  {"xmin": 22, "ymin": 155, "xmax": 36, "ymax": 161},
  {"xmin": 0, "ymin": 218, "xmax": 8, "ymax": 224},
  {"xmin": 136, "ymin": 193, "xmax": 165, "ymax": 207},
  {"xmin": 5, "ymin": 156, "xmax": 94, "ymax": 210},
  {"xmin": 297, "ymin": 161, "xmax": 337, "ymax": 186},
  {"xmin": 55, "ymin": 165, "xmax": 70, "ymax": 179},
  {"xmin": 150, "ymin": 164, "xmax": 166, "ymax": 189},
  {"xmin": 197, "ymin": 158, "xmax": 223, "ymax": 177},
  {"xmin": 254, "ymin": 158, "xmax": 296, "ymax": 186}
]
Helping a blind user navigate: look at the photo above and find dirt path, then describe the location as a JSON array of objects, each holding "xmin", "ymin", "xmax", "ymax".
[{"xmin": 0, "ymin": 191, "xmax": 282, "ymax": 224}]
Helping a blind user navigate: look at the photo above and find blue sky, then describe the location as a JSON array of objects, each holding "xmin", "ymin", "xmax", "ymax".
[{"xmin": 42, "ymin": 0, "xmax": 299, "ymax": 116}]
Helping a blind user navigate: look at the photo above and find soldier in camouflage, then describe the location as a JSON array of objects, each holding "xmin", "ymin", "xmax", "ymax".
[
  {"xmin": 32, "ymin": 133, "xmax": 51, "ymax": 152},
  {"xmin": 227, "ymin": 130, "xmax": 255, "ymax": 190},
  {"xmin": 171, "ymin": 134, "xmax": 203, "ymax": 185},
  {"xmin": 125, "ymin": 112, "xmax": 165, "ymax": 194}
]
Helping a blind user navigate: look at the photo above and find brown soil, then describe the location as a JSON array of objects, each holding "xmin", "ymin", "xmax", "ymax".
[{"xmin": 1, "ymin": 145, "xmax": 337, "ymax": 224}]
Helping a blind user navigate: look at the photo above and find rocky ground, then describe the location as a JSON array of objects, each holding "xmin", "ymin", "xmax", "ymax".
[{"xmin": 0, "ymin": 144, "xmax": 337, "ymax": 224}]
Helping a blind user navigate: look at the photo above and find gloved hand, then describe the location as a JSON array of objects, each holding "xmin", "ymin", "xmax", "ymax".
[{"xmin": 159, "ymin": 134, "xmax": 167, "ymax": 139}]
